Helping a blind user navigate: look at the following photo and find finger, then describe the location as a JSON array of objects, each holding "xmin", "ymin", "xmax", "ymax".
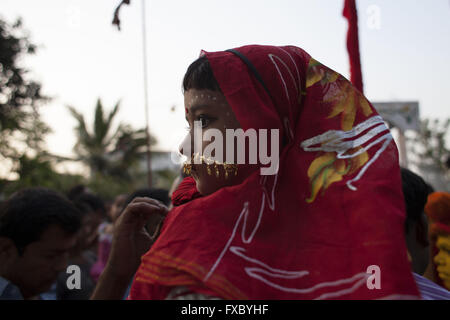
[
  {"xmin": 121, "ymin": 202, "xmax": 166, "ymax": 228},
  {"xmin": 130, "ymin": 197, "xmax": 169, "ymax": 215},
  {"xmin": 128, "ymin": 202, "xmax": 163, "ymax": 216},
  {"xmin": 130, "ymin": 197, "xmax": 167, "ymax": 209}
]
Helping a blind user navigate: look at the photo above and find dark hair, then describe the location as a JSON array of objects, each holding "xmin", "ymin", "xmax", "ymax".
[
  {"xmin": 72, "ymin": 192, "xmax": 106, "ymax": 217},
  {"xmin": 401, "ymin": 168, "xmax": 430, "ymax": 232},
  {"xmin": 123, "ymin": 188, "xmax": 170, "ymax": 209},
  {"xmin": 66, "ymin": 184, "xmax": 88, "ymax": 200},
  {"xmin": 121, "ymin": 188, "xmax": 170, "ymax": 238},
  {"xmin": 72, "ymin": 200, "xmax": 94, "ymax": 219},
  {"xmin": 182, "ymin": 56, "xmax": 221, "ymax": 93},
  {"xmin": 0, "ymin": 188, "xmax": 82, "ymax": 254}
]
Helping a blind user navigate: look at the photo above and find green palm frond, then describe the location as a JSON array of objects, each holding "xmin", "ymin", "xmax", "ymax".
[
  {"xmin": 68, "ymin": 98, "xmax": 158, "ymax": 181},
  {"xmin": 93, "ymin": 99, "xmax": 107, "ymax": 147},
  {"xmin": 67, "ymin": 105, "xmax": 93, "ymax": 149}
]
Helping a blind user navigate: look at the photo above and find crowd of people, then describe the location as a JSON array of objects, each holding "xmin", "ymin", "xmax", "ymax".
[
  {"xmin": 1, "ymin": 169, "xmax": 448, "ymax": 300},
  {"xmin": 1, "ymin": 44, "xmax": 449, "ymax": 300},
  {"xmin": 0, "ymin": 184, "xmax": 171, "ymax": 300}
]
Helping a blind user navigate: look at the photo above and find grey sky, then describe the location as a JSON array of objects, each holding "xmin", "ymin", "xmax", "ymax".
[{"xmin": 1, "ymin": 0, "xmax": 449, "ymax": 173}]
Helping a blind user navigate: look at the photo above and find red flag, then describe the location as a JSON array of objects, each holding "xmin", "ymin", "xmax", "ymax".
[{"xmin": 343, "ymin": 0, "xmax": 364, "ymax": 93}]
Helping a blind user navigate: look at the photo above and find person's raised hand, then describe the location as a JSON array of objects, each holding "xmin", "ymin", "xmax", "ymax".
[{"xmin": 107, "ymin": 197, "xmax": 168, "ymax": 279}]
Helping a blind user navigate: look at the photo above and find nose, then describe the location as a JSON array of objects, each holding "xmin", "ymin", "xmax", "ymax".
[
  {"xmin": 178, "ymin": 132, "xmax": 194, "ymax": 159},
  {"xmin": 434, "ymin": 251, "xmax": 446, "ymax": 266}
]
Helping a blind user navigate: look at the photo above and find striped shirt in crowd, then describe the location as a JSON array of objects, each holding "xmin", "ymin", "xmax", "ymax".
[{"xmin": 413, "ymin": 273, "xmax": 450, "ymax": 300}]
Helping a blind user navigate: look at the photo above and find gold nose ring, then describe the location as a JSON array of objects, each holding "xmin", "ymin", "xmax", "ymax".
[{"xmin": 182, "ymin": 154, "xmax": 238, "ymax": 179}]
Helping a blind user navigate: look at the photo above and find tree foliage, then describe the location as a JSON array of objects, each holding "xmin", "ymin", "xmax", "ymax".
[
  {"xmin": 407, "ymin": 118, "xmax": 450, "ymax": 191},
  {"xmin": 68, "ymin": 98, "xmax": 155, "ymax": 181},
  {"xmin": 0, "ymin": 16, "xmax": 175, "ymax": 199},
  {"xmin": 1, "ymin": 154, "xmax": 84, "ymax": 197},
  {"xmin": 408, "ymin": 118, "xmax": 450, "ymax": 173},
  {"xmin": 0, "ymin": 17, "xmax": 50, "ymax": 160}
]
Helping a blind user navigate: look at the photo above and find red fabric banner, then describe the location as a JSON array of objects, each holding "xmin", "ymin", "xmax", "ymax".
[{"xmin": 343, "ymin": 0, "xmax": 364, "ymax": 93}]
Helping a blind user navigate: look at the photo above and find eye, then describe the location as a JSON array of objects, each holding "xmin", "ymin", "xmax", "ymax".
[
  {"xmin": 197, "ymin": 114, "xmax": 213, "ymax": 128},
  {"xmin": 185, "ymin": 114, "xmax": 215, "ymax": 130}
]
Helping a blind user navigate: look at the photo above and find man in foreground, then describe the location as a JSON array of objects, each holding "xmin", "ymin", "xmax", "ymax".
[{"xmin": 0, "ymin": 188, "xmax": 81, "ymax": 299}]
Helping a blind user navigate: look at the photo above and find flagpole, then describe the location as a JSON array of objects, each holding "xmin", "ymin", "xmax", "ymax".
[{"xmin": 142, "ymin": 0, "xmax": 152, "ymax": 187}]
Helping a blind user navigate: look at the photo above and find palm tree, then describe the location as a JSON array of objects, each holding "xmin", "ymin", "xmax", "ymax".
[{"xmin": 68, "ymin": 98, "xmax": 153, "ymax": 180}]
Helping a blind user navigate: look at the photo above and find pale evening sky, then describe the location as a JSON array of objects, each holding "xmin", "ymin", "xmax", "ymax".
[{"xmin": 1, "ymin": 0, "xmax": 449, "ymax": 174}]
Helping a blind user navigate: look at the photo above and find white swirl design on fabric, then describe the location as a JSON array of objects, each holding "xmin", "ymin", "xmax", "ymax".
[{"xmin": 300, "ymin": 115, "xmax": 392, "ymax": 191}]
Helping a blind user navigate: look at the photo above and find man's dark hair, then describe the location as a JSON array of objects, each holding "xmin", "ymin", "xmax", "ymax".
[
  {"xmin": 401, "ymin": 168, "xmax": 430, "ymax": 232},
  {"xmin": 72, "ymin": 192, "xmax": 106, "ymax": 217},
  {"xmin": 124, "ymin": 188, "xmax": 170, "ymax": 209},
  {"xmin": 121, "ymin": 188, "xmax": 170, "ymax": 239},
  {"xmin": 0, "ymin": 188, "xmax": 81, "ymax": 254},
  {"xmin": 182, "ymin": 56, "xmax": 221, "ymax": 93},
  {"xmin": 66, "ymin": 184, "xmax": 89, "ymax": 201}
]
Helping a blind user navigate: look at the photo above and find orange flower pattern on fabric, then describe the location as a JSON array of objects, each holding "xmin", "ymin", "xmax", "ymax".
[
  {"xmin": 324, "ymin": 80, "xmax": 372, "ymax": 131},
  {"xmin": 304, "ymin": 58, "xmax": 373, "ymax": 203},
  {"xmin": 306, "ymin": 58, "xmax": 340, "ymax": 88},
  {"xmin": 306, "ymin": 148, "xmax": 369, "ymax": 203}
]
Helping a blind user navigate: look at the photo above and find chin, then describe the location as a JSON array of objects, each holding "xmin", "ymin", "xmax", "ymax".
[
  {"xmin": 195, "ymin": 182, "xmax": 216, "ymax": 196},
  {"xmin": 194, "ymin": 178, "xmax": 224, "ymax": 196},
  {"xmin": 191, "ymin": 172, "xmax": 217, "ymax": 196}
]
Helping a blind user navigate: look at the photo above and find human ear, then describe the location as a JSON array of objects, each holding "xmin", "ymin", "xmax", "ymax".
[
  {"xmin": 416, "ymin": 214, "xmax": 430, "ymax": 248},
  {"xmin": 0, "ymin": 237, "xmax": 19, "ymax": 259},
  {"xmin": 0, "ymin": 237, "xmax": 19, "ymax": 273}
]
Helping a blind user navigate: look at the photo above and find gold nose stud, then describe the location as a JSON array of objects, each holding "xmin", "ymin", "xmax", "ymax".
[
  {"xmin": 182, "ymin": 153, "xmax": 197, "ymax": 175},
  {"xmin": 182, "ymin": 153, "xmax": 196, "ymax": 175},
  {"xmin": 182, "ymin": 163, "xmax": 192, "ymax": 175}
]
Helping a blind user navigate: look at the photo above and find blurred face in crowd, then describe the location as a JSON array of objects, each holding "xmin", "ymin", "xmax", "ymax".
[
  {"xmin": 2, "ymin": 224, "xmax": 77, "ymax": 298},
  {"xmin": 78, "ymin": 211, "xmax": 102, "ymax": 250},
  {"xmin": 109, "ymin": 194, "xmax": 127, "ymax": 222},
  {"xmin": 434, "ymin": 234, "xmax": 450, "ymax": 290},
  {"xmin": 182, "ymin": 89, "xmax": 256, "ymax": 196}
]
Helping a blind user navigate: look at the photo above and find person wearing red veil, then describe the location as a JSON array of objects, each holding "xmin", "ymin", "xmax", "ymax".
[{"xmin": 92, "ymin": 45, "xmax": 419, "ymax": 300}]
